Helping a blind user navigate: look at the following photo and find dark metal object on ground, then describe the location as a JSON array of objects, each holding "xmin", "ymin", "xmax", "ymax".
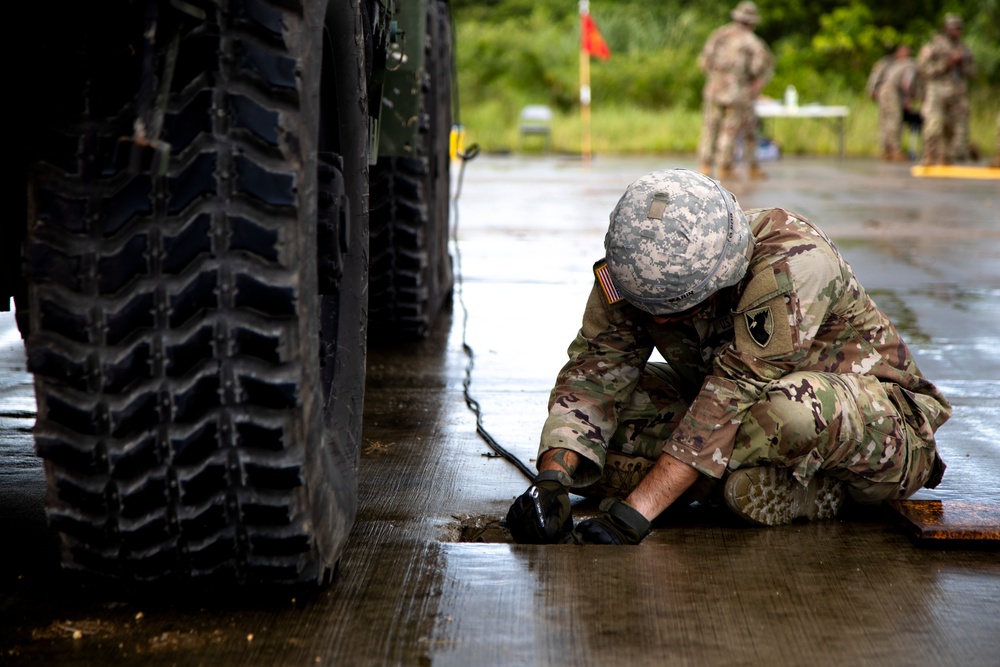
[{"xmin": 889, "ymin": 499, "xmax": 1000, "ymax": 541}]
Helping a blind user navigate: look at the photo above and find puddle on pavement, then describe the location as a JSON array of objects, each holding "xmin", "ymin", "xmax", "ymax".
[{"xmin": 443, "ymin": 514, "xmax": 512, "ymax": 543}]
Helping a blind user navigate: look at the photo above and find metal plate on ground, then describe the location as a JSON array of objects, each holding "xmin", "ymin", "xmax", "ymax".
[{"xmin": 888, "ymin": 499, "xmax": 1000, "ymax": 541}]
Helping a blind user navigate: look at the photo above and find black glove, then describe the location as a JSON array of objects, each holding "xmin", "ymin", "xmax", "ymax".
[
  {"xmin": 573, "ymin": 498, "xmax": 651, "ymax": 545},
  {"xmin": 506, "ymin": 470, "xmax": 573, "ymax": 544}
]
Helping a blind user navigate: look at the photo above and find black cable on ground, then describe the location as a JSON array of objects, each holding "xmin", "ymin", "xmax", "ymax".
[{"xmin": 450, "ymin": 145, "xmax": 537, "ymax": 483}]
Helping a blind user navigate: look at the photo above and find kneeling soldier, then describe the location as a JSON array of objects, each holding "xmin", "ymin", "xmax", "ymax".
[{"xmin": 507, "ymin": 169, "xmax": 950, "ymax": 544}]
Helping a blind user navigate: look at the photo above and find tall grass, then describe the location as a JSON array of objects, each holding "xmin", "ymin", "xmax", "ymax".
[
  {"xmin": 459, "ymin": 91, "xmax": 1000, "ymax": 159},
  {"xmin": 451, "ymin": 0, "xmax": 1000, "ymax": 159}
]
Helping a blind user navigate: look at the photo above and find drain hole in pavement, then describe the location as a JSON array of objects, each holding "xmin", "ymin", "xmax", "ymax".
[{"xmin": 443, "ymin": 514, "xmax": 513, "ymax": 543}]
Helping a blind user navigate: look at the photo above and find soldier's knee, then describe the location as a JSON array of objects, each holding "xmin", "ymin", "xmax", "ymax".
[{"xmin": 747, "ymin": 388, "xmax": 819, "ymax": 438}]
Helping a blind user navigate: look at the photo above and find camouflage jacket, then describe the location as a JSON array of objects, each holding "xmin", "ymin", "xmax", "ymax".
[
  {"xmin": 698, "ymin": 23, "xmax": 774, "ymax": 106},
  {"xmin": 917, "ymin": 32, "xmax": 975, "ymax": 90},
  {"xmin": 541, "ymin": 208, "xmax": 951, "ymax": 484},
  {"xmin": 877, "ymin": 58, "xmax": 918, "ymax": 108},
  {"xmin": 866, "ymin": 55, "xmax": 893, "ymax": 100}
]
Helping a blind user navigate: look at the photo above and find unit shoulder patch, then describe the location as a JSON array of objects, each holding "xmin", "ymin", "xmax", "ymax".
[
  {"xmin": 735, "ymin": 295, "xmax": 795, "ymax": 358},
  {"xmin": 744, "ymin": 306, "xmax": 773, "ymax": 347}
]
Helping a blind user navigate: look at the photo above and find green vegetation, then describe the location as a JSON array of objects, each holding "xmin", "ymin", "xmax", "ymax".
[{"xmin": 451, "ymin": 0, "xmax": 1000, "ymax": 156}]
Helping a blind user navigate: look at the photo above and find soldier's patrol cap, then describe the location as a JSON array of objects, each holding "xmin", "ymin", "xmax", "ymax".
[
  {"xmin": 604, "ymin": 169, "xmax": 753, "ymax": 316},
  {"xmin": 944, "ymin": 14, "xmax": 962, "ymax": 29}
]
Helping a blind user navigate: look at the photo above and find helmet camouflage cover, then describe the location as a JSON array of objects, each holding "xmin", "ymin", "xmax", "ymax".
[{"xmin": 604, "ymin": 168, "xmax": 753, "ymax": 315}]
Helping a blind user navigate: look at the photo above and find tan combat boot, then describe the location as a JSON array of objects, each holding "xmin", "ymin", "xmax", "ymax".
[
  {"xmin": 724, "ymin": 466, "xmax": 845, "ymax": 526},
  {"xmin": 717, "ymin": 166, "xmax": 736, "ymax": 180},
  {"xmin": 698, "ymin": 162, "xmax": 712, "ymax": 176},
  {"xmin": 749, "ymin": 166, "xmax": 768, "ymax": 180}
]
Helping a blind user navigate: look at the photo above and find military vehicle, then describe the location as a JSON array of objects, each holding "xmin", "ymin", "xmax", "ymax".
[{"xmin": 3, "ymin": 0, "xmax": 454, "ymax": 585}]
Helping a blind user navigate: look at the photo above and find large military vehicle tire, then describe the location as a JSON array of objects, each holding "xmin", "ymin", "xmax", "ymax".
[
  {"xmin": 22, "ymin": 0, "xmax": 367, "ymax": 585},
  {"xmin": 368, "ymin": 0, "xmax": 454, "ymax": 340}
]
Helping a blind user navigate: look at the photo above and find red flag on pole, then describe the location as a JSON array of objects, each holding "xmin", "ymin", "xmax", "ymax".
[{"xmin": 581, "ymin": 13, "xmax": 611, "ymax": 60}]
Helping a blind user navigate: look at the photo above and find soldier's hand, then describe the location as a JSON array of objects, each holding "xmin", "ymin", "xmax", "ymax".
[
  {"xmin": 505, "ymin": 471, "xmax": 573, "ymax": 544},
  {"xmin": 573, "ymin": 498, "xmax": 651, "ymax": 545}
]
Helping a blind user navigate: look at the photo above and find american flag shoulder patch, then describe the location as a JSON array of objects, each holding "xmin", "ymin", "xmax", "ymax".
[{"xmin": 593, "ymin": 260, "xmax": 624, "ymax": 305}]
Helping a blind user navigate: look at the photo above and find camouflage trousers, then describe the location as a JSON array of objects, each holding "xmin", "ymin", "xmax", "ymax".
[
  {"xmin": 921, "ymin": 83, "xmax": 971, "ymax": 163},
  {"xmin": 877, "ymin": 97, "xmax": 904, "ymax": 156},
  {"xmin": 579, "ymin": 363, "xmax": 941, "ymax": 505},
  {"xmin": 698, "ymin": 100, "xmax": 757, "ymax": 170}
]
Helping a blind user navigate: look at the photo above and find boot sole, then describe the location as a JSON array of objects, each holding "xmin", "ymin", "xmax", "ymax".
[{"xmin": 724, "ymin": 467, "xmax": 845, "ymax": 526}]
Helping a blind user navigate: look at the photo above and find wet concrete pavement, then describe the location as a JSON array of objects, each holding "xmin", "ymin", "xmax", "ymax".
[{"xmin": 2, "ymin": 156, "xmax": 999, "ymax": 665}]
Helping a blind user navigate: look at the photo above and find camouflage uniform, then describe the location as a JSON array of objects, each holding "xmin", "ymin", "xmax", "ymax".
[
  {"xmin": 917, "ymin": 21, "xmax": 975, "ymax": 164},
  {"xmin": 697, "ymin": 4, "xmax": 774, "ymax": 178},
  {"xmin": 875, "ymin": 54, "xmax": 918, "ymax": 160},
  {"xmin": 539, "ymin": 207, "xmax": 950, "ymax": 505},
  {"xmin": 865, "ymin": 55, "xmax": 893, "ymax": 102}
]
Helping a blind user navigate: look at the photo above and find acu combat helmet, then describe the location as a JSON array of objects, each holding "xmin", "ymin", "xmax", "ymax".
[{"xmin": 604, "ymin": 169, "xmax": 753, "ymax": 316}]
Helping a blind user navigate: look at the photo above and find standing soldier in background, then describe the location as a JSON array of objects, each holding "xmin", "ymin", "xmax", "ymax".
[
  {"xmin": 917, "ymin": 14, "xmax": 975, "ymax": 165},
  {"xmin": 871, "ymin": 45, "xmax": 919, "ymax": 162},
  {"xmin": 697, "ymin": 1, "xmax": 774, "ymax": 180}
]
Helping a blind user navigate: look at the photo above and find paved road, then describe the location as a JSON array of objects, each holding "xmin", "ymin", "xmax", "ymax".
[{"xmin": 2, "ymin": 156, "xmax": 998, "ymax": 665}]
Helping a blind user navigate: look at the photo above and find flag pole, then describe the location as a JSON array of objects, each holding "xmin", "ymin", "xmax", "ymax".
[{"xmin": 579, "ymin": 0, "xmax": 592, "ymax": 163}]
